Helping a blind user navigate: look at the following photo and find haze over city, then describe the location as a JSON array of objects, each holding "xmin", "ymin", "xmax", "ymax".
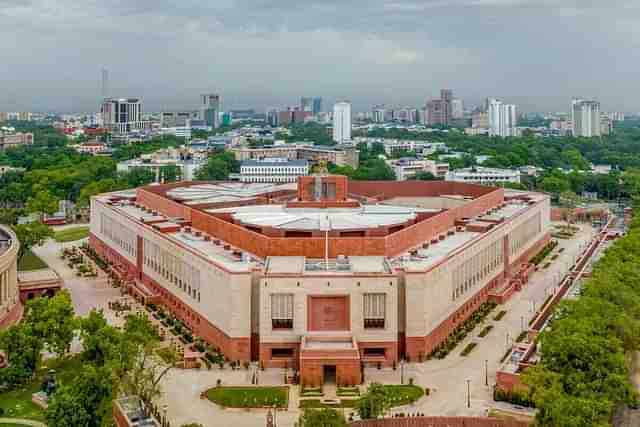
[{"xmin": 1, "ymin": 0, "xmax": 639, "ymax": 112}]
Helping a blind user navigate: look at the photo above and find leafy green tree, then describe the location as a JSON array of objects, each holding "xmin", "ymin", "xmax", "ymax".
[
  {"xmin": 122, "ymin": 167, "xmax": 155, "ymax": 188},
  {"xmin": 0, "ymin": 207, "xmax": 25, "ymax": 225},
  {"xmin": 24, "ymin": 290, "xmax": 76, "ymax": 355},
  {"xmin": 298, "ymin": 408, "xmax": 348, "ymax": 427},
  {"xmin": 45, "ymin": 364, "xmax": 113, "ymax": 427},
  {"xmin": 408, "ymin": 171, "xmax": 437, "ymax": 181},
  {"xmin": 26, "ymin": 189, "xmax": 59, "ymax": 219},
  {"xmin": 541, "ymin": 176, "xmax": 570, "ymax": 196},
  {"xmin": 352, "ymin": 159, "xmax": 396, "ymax": 181},
  {"xmin": 195, "ymin": 151, "xmax": 239, "ymax": 181},
  {"xmin": 0, "ymin": 322, "xmax": 43, "ymax": 386},
  {"xmin": 356, "ymin": 383, "xmax": 392, "ymax": 419},
  {"xmin": 11, "ymin": 221, "xmax": 53, "ymax": 263},
  {"xmin": 78, "ymin": 179, "xmax": 120, "ymax": 206}
]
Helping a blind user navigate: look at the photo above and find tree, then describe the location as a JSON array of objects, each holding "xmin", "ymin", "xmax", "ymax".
[
  {"xmin": 298, "ymin": 408, "xmax": 348, "ymax": 427},
  {"xmin": 24, "ymin": 290, "xmax": 76, "ymax": 356},
  {"xmin": 0, "ymin": 322, "xmax": 43, "ymax": 386},
  {"xmin": 195, "ymin": 151, "xmax": 239, "ymax": 181},
  {"xmin": 45, "ymin": 364, "xmax": 113, "ymax": 427},
  {"xmin": 408, "ymin": 171, "xmax": 437, "ymax": 181},
  {"xmin": 352, "ymin": 159, "xmax": 396, "ymax": 181},
  {"xmin": 122, "ymin": 167, "xmax": 155, "ymax": 188},
  {"xmin": 78, "ymin": 179, "xmax": 119, "ymax": 206},
  {"xmin": 11, "ymin": 221, "xmax": 53, "ymax": 263},
  {"xmin": 26, "ymin": 189, "xmax": 59, "ymax": 219},
  {"xmin": 541, "ymin": 176, "xmax": 570, "ymax": 196},
  {"xmin": 356, "ymin": 383, "xmax": 392, "ymax": 419}
]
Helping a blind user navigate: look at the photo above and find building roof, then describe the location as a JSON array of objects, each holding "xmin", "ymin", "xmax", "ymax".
[
  {"xmin": 208, "ymin": 204, "xmax": 438, "ymax": 231},
  {"xmin": 166, "ymin": 182, "xmax": 296, "ymax": 204},
  {"xmin": 241, "ymin": 159, "xmax": 309, "ymax": 167}
]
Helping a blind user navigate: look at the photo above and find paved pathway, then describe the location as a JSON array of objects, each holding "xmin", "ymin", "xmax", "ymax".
[
  {"xmin": 32, "ymin": 238, "xmax": 121, "ymax": 317},
  {"xmin": 0, "ymin": 418, "xmax": 46, "ymax": 427}
]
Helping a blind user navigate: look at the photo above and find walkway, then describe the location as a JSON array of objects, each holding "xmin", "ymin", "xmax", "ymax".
[{"xmin": 0, "ymin": 418, "xmax": 46, "ymax": 427}]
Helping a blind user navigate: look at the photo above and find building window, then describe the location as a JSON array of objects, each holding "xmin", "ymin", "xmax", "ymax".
[
  {"xmin": 271, "ymin": 294, "xmax": 294, "ymax": 329},
  {"xmin": 363, "ymin": 293, "xmax": 385, "ymax": 329},
  {"xmin": 271, "ymin": 348, "xmax": 294, "ymax": 358},
  {"xmin": 363, "ymin": 347, "xmax": 386, "ymax": 358}
]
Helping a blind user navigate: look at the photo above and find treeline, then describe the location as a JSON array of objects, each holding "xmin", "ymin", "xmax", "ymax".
[{"xmin": 522, "ymin": 201, "xmax": 640, "ymax": 426}]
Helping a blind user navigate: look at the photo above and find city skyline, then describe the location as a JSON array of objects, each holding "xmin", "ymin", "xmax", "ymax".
[{"xmin": 1, "ymin": 1, "xmax": 639, "ymax": 113}]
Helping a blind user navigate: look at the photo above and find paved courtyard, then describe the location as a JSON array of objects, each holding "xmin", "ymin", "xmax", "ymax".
[{"xmin": 32, "ymin": 236, "xmax": 122, "ymax": 317}]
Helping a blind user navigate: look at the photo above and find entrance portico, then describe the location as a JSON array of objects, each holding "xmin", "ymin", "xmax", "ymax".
[{"xmin": 299, "ymin": 336, "xmax": 362, "ymax": 387}]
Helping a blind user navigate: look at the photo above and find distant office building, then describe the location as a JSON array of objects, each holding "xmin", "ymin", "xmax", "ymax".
[
  {"xmin": 200, "ymin": 93, "xmax": 221, "ymax": 128},
  {"xmin": 446, "ymin": 166, "xmax": 520, "ymax": 185},
  {"xmin": 231, "ymin": 143, "xmax": 359, "ymax": 169},
  {"xmin": 572, "ymin": 100, "xmax": 601, "ymax": 137},
  {"xmin": 333, "ymin": 102, "xmax": 352, "ymax": 143},
  {"xmin": 488, "ymin": 99, "xmax": 517, "ymax": 137},
  {"xmin": 232, "ymin": 158, "xmax": 309, "ymax": 183},
  {"xmin": 0, "ymin": 112, "xmax": 7, "ymax": 122},
  {"xmin": 427, "ymin": 89, "xmax": 453, "ymax": 126},
  {"xmin": 451, "ymin": 99, "xmax": 464, "ymax": 119},
  {"xmin": 220, "ymin": 112, "xmax": 232, "ymax": 127},
  {"xmin": 390, "ymin": 158, "xmax": 449, "ymax": 180},
  {"xmin": 600, "ymin": 114, "xmax": 613, "ymax": 136},
  {"xmin": 0, "ymin": 128, "xmax": 34, "ymax": 150},
  {"xmin": 471, "ymin": 111, "xmax": 489, "ymax": 129},
  {"xmin": 159, "ymin": 127, "xmax": 192, "ymax": 140},
  {"xmin": 100, "ymin": 98, "xmax": 148, "ymax": 139},
  {"xmin": 301, "ymin": 97, "xmax": 322, "ymax": 115},
  {"xmin": 116, "ymin": 146, "xmax": 206, "ymax": 181},
  {"xmin": 160, "ymin": 112, "xmax": 196, "ymax": 128},
  {"xmin": 372, "ymin": 106, "xmax": 386, "ymax": 123}
]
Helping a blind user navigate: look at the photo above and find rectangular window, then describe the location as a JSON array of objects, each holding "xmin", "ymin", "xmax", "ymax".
[
  {"xmin": 364, "ymin": 293, "xmax": 385, "ymax": 329},
  {"xmin": 271, "ymin": 348, "xmax": 294, "ymax": 358},
  {"xmin": 363, "ymin": 347, "xmax": 386, "ymax": 358},
  {"xmin": 271, "ymin": 294, "xmax": 294, "ymax": 329}
]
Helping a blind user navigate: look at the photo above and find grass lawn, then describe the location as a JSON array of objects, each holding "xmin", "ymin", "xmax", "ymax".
[
  {"xmin": 0, "ymin": 355, "xmax": 84, "ymax": 421},
  {"xmin": 299, "ymin": 385, "xmax": 424, "ymax": 409},
  {"xmin": 0, "ymin": 424, "xmax": 34, "ymax": 427},
  {"xmin": 17, "ymin": 249, "xmax": 48, "ymax": 271},
  {"xmin": 53, "ymin": 226, "xmax": 89, "ymax": 243},
  {"xmin": 382, "ymin": 385, "xmax": 425, "ymax": 406},
  {"xmin": 206, "ymin": 386, "xmax": 289, "ymax": 408}
]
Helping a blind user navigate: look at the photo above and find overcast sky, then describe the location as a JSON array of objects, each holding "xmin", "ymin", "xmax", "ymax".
[{"xmin": 1, "ymin": 0, "xmax": 638, "ymax": 113}]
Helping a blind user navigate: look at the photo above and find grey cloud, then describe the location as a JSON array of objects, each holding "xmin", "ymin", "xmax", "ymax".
[{"xmin": 0, "ymin": 0, "xmax": 638, "ymax": 113}]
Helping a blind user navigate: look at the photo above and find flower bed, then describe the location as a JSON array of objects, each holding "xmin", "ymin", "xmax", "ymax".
[{"xmin": 206, "ymin": 386, "xmax": 289, "ymax": 408}]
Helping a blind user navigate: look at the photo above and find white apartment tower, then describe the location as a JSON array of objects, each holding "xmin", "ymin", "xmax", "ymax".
[
  {"xmin": 572, "ymin": 100, "xmax": 601, "ymax": 137},
  {"xmin": 100, "ymin": 98, "xmax": 145, "ymax": 134},
  {"xmin": 488, "ymin": 99, "xmax": 517, "ymax": 137},
  {"xmin": 333, "ymin": 101, "xmax": 352, "ymax": 143}
]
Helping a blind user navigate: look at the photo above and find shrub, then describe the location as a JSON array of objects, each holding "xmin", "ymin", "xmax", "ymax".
[
  {"xmin": 494, "ymin": 388, "xmax": 534, "ymax": 407},
  {"xmin": 478, "ymin": 325, "xmax": 494, "ymax": 338},
  {"xmin": 460, "ymin": 342, "xmax": 477, "ymax": 356}
]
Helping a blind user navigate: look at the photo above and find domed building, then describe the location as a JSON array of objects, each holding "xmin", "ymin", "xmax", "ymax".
[{"xmin": 0, "ymin": 224, "xmax": 21, "ymax": 329}]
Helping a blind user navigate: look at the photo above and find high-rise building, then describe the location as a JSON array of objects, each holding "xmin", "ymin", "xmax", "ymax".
[
  {"xmin": 427, "ymin": 89, "xmax": 453, "ymax": 126},
  {"xmin": 332, "ymin": 102, "xmax": 352, "ymax": 143},
  {"xmin": 451, "ymin": 99, "xmax": 464, "ymax": 119},
  {"xmin": 372, "ymin": 105, "xmax": 386, "ymax": 123},
  {"xmin": 572, "ymin": 100, "xmax": 601, "ymax": 137},
  {"xmin": 301, "ymin": 97, "xmax": 322, "ymax": 115},
  {"xmin": 488, "ymin": 99, "xmax": 517, "ymax": 137},
  {"xmin": 200, "ymin": 94, "xmax": 221, "ymax": 128},
  {"xmin": 100, "ymin": 98, "xmax": 146, "ymax": 135}
]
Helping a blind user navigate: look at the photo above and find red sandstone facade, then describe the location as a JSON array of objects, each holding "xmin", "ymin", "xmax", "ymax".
[{"xmin": 90, "ymin": 176, "xmax": 550, "ymax": 386}]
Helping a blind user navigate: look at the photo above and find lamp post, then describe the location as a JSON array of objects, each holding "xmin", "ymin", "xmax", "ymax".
[
  {"xmin": 485, "ymin": 359, "xmax": 488, "ymax": 386},
  {"xmin": 400, "ymin": 359, "xmax": 405, "ymax": 385},
  {"xmin": 466, "ymin": 379, "xmax": 471, "ymax": 408}
]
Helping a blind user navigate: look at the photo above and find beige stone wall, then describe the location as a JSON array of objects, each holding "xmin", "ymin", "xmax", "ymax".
[
  {"xmin": 0, "ymin": 226, "xmax": 19, "ymax": 324},
  {"xmin": 259, "ymin": 274, "xmax": 399, "ymax": 344},
  {"xmin": 405, "ymin": 198, "xmax": 550, "ymax": 338}
]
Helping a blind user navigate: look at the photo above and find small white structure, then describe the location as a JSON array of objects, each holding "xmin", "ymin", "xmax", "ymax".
[
  {"xmin": 446, "ymin": 166, "xmax": 520, "ymax": 185},
  {"xmin": 389, "ymin": 158, "xmax": 449, "ymax": 180}
]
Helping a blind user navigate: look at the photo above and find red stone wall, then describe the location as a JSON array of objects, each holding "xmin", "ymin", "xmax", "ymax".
[
  {"xmin": 347, "ymin": 181, "xmax": 500, "ymax": 200},
  {"xmin": 496, "ymin": 370, "xmax": 528, "ymax": 393},
  {"xmin": 359, "ymin": 341, "xmax": 398, "ymax": 367},
  {"xmin": 300, "ymin": 357, "xmax": 362, "ymax": 386},
  {"xmin": 136, "ymin": 187, "xmax": 192, "ymax": 220},
  {"xmin": 350, "ymin": 417, "xmax": 530, "ymax": 427},
  {"xmin": 259, "ymin": 342, "xmax": 301, "ymax": 369},
  {"xmin": 307, "ymin": 295, "xmax": 350, "ymax": 331}
]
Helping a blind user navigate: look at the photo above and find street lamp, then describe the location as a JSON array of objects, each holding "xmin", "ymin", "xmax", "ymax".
[
  {"xmin": 466, "ymin": 379, "xmax": 471, "ymax": 408},
  {"xmin": 484, "ymin": 359, "xmax": 488, "ymax": 386},
  {"xmin": 400, "ymin": 359, "xmax": 405, "ymax": 385}
]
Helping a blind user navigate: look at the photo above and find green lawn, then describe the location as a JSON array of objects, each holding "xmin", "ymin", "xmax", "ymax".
[
  {"xmin": 206, "ymin": 386, "xmax": 289, "ymax": 408},
  {"xmin": 0, "ymin": 356, "xmax": 84, "ymax": 421},
  {"xmin": 299, "ymin": 385, "xmax": 424, "ymax": 409},
  {"xmin": 53, "ymin": 226, "xmax": 89, "ymax": 243},
  {"xmin": 0, "ymin": 424, "xmax": 34, "ymax": 427},
  {"xmin": 17, "ymin": 250, "xmax": 48, "ymax": 271}
]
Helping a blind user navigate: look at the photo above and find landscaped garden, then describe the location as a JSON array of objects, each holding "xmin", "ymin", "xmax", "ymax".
[
  {"xmin": 53, "ymin": 226, "xmax": 89, "ymax": 243},
  {"xmin": 298, "ymin": 384, "xmax": 424, "ymax": 409},
  {"xmin": 206, "ymin": 386, "xmax": 289, "ymax": 408},
  {"xmin": 17, "ymin": 249, "xmax": 48, "ymax": 271}
]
